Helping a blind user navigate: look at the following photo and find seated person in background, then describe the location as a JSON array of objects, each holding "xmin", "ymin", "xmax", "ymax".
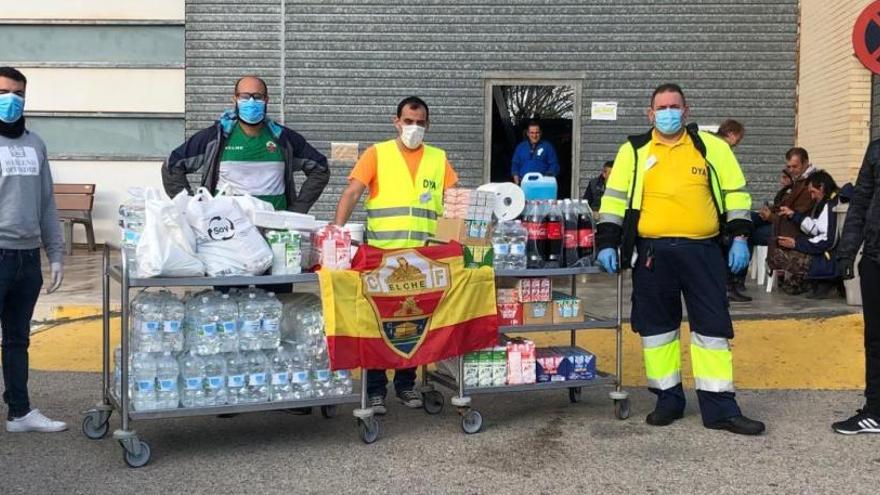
[
  {"xmin": 767, "ymin": 147, "xmax": 817, "ymax": 281},
  {"xmin": 753, "ymin": 170, "xmax": 794, "ymax": 246},
  {"xmin": 583, "ymin": 160, "xmax": 613, "ymax": 210},
  {"xmin": 776, "ymin": 171, "xmax": 842, "ymax": 299}
]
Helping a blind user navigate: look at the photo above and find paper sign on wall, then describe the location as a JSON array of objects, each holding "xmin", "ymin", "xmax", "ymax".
[{"xmin": 590, "ymin": 101, "xmax": 618, "ymax": 121}]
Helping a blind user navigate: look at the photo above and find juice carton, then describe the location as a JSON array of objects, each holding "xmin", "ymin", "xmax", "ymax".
[
  {"xmin": 463, "ymin": 352, "xmax": 480, "ymax": 388},
  {"xmin": 478, "ymin": 350, "xmax": 494, "ymax": 388},
  {"xmin": 492, "ymin": 346, "xmax": 507, "ymax": 386}
]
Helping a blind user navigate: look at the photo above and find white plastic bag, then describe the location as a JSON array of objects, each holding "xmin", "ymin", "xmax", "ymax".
[
  {"xmin": 185, "ymin": 188, "xmax": 273, "ymax": 277},
  {"xmin": 135, "ymin": 188, "xmax": 205, "ymax": 278},
  {"xmin": 215, "ymin": 183, "xmax": 275, "ymax": 224}
]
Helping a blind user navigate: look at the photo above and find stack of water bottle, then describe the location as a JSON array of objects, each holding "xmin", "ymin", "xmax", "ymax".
[
  {"xmin": 118, "ymin": 188, "xmax": 145, "ymax": 276},
  {"xmin": 115, "ymin": 288, "xmax": 354, "ymax": 411}
]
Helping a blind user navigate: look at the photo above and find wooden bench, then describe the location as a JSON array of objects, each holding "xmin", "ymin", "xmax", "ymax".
[{"xmin": 54, "ymin": 183, "xmax": 96, "ymax": 254}]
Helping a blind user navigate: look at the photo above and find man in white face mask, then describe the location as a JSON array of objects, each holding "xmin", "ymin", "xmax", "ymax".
[{"xmin": 333, "ymin": 96, "xmax": 458, "ymax": 414}]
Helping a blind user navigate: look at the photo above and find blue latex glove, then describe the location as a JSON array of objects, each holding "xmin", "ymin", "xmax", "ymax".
[
  {"xmin": 597, "ymin": 248, "xmax": 619, "ymax": 273},
  {"xmin": 728, "ymin": 238, "xmax": 750, "ymax": 274}
]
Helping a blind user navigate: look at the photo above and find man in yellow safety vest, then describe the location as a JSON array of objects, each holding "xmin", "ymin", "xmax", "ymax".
[
  {"xmin": 333, "ymin": 96, "xmax": 458, "ymax": 414},
  {"xmin": 596, "ymin": 83, "xmax": 765, "ymax": 435}
]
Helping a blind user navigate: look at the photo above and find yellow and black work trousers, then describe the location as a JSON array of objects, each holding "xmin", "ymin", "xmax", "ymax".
[{"xmin": 632, "ymin": 237, "xmax": 741, "ymax": 424}]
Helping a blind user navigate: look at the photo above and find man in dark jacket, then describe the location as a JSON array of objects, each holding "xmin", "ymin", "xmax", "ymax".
[
  {"xmin": 162, "ymin": 75, "xmax": 329, "ymax": 213},
  {"xmin": 583, "ymin": 161, "xmax": 613, "ymax": 210},
  {"xmin": 833, "ymin": 139, "xmax": 880, "ymax": 435}
]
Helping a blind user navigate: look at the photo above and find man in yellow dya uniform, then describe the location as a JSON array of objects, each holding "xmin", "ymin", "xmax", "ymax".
[
  {"xmin": 333, "ymin": 96, "xmax": 458, "ymax": 415},
  {"xmin": 596, "ymin": 83, "xmax": 764, "ymax": 435}
]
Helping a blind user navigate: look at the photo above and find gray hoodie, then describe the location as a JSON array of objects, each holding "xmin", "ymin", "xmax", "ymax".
[{"xmin": 0, "ymin": 130, "xmax": 63, "ymax": 265}]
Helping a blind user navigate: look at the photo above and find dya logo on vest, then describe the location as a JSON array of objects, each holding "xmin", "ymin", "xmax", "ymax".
[
  {"xmin": 422, "ymin": 179, "xmax": 437, "ymax": 191},
  {"xmin": 207, "ymin": 216, "xmax": 235, "ymax": 241}
]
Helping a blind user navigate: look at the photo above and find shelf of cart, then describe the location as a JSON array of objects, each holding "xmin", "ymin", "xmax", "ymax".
[
  {"xmin": 427, "ymin": 371, "xmax": 615, "ymax": 396},
  {"xmin": 109, "ymin": 265, "xmax": 319, "ymax": 288},
  {"xmin": 109, "ymin": 389, "xmax": 360, "ymax": 421},
  {"xmin": 494, "ymin": 266, "xmax": 602, "ymax": 277},
  {"xmin": 499, "ymin": 319, "xmax": 617, "ymax": 333}
]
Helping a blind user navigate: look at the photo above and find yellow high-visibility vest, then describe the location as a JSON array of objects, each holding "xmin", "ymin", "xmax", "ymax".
[{"xmin": 365, "ymin": 140, "xmax": 446, "ymax": 249}]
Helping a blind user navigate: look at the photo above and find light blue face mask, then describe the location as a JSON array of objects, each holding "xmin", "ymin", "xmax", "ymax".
[
  {"xmin": 236, "ymin": 98, "xmax": 266, "ymax": 125},
  {"xmin": 654, "ymin": 108, "xmax": 683, "ymax": 135},
  {"xmin": 0, "ymin": 93, "xmax": 24, "ymax": 123}
]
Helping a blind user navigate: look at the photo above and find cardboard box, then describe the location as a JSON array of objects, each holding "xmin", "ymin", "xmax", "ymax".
[
  {"xmin": 515, "ymin": 278, "xmax": 552, "ymax": 303},
  {"xmin": 496, "ymin": 288, "xmax": 519, "ymax": 304},
  {"xmin": 535, "ymin": 347, "xmax": 597, "ymax": 382},
  {"xmin": 523, "ymin": 301, "xmax": 553, "ymax": 325},
  {"xmin": 435, "ymin": 217, "xmax": 490, "ymax": 246},
  {"xmin": 497, "ymin": 302, "xmax": 523, "ymax": 326},
  {"xmin": 506, "ymin": 338, "xmax": 537, "ymax": 384},
  {"xmin": 551, "ymin": 292, "xmax": 583, "ymax": 324}
]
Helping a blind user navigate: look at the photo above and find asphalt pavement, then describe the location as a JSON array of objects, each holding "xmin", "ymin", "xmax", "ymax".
[{"xmin": 1, "ymin": 371, "xmax": 877, "ymax": 495}]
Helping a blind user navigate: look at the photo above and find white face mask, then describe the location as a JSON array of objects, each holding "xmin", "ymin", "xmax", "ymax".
[{"xmin": 400, "ymin": 124, "xmax": 426, "ymax": 149}]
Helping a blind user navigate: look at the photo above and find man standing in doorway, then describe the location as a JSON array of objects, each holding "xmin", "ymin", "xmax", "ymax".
[
  {"xmin": 333, "ymin": 97, "xmax": 458, "ymax": 414},
  {"xmin": 833, "ymin": 139, "xmax": 880, "ymax": 435},
  {"xmin": 583, "ymin": 161, "xmax": 613, "ymax": 210},
  {"xmin": 511, "ymin": 121, "xmax": 559, "ymax": 185},
  {"xmin": 162, "ymin": 75, "xmax": 329, "ymax": 213},
  {"xmin": 596, "ymin": 83, "xmax": 764, "ymax": 435},
  {"xmin": 0, "ymin": 66, "xmax": 67, "ymax": 433}
]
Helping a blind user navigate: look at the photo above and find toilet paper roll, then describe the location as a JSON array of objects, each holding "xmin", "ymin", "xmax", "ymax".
[{"xmin": 477, "ymin": 182, "xmax": 526, "ymax": 221}]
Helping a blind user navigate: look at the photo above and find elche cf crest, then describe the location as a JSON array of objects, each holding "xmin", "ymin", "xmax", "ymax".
[{"xmin": 362, "ymin": 250, "xmax": 451, "ymax": 358}]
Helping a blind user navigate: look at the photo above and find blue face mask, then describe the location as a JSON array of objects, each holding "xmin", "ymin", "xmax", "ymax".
[
  {"xmin": 236, "ymin": 98, "xmax": 266, "ymax": 124},
  {"xmin": 654, "ymin": 108, "xmax": 683, "ymax": 135},
  {"xmin": 0, "ymin": 93, "xmax": 24, "ymax": 123}
]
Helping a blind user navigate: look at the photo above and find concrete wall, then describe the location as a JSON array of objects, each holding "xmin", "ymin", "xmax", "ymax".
[{"xmin": 797, "ymin": 0, "xmax": 873, "ymax": 183}]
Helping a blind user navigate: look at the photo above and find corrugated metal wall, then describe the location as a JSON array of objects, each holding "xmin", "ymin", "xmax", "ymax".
[{"xmin": 187, "ymin": 0, "xmax": 799, "ymax": 220}]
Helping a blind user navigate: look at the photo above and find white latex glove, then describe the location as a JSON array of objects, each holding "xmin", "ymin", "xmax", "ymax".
[{"xmin": 47, "ymin": 262, "xmax": 63, "ymax": 294}]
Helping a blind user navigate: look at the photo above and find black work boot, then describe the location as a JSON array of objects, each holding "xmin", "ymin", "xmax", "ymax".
[
  {"xmin": 806, "ymin": 281, "xmax": 837, "ymax": 300},
  {"xmin": 728, "ymin": 283, "xmax": 752, "ymax": 303}
]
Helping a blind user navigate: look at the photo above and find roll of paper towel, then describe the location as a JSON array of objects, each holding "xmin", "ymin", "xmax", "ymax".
[{"xmin": 477, "ymin": 182, "xmax": 526, "ymax": 221}]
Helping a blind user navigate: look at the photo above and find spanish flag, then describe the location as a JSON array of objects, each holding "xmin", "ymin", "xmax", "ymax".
[{"xmin": 318, "ymin": 241, "xmax": 499, "ymax": 370}]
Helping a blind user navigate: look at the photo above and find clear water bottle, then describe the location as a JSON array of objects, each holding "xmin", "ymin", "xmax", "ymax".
[
  {"xmin": 290, "ymin": 344, "xmax": 313, "ymax": 400},
  {"xmin": 132, "ymin": 292, "xmax": 162, "ymax": 353},
  {"xmin": 492, "ymin": 221, "xmax": 510, "ymax": 270},
  {"xmin": 311, "ymin": 349, "xmax": 332, "ymax": 399},
  {"xmin": 131, "ymin": 352, "xmax": 157, "ymax": 411},
  {"xmin": 225, "ymin": 352, "xmax": 247, "ymax": 405},
  {"xmin": 155, "ymin": 351, "xmax": 180, "ymax": 409},
  {"xmin": 192, "ymin": 296, "xmax": 220, "ymax": 355},
  {"xmin": 217, "ymin": 294, "xmax": 239, "ymax": 353},
  {"xmin": 161, "ymin": 291, "xmax": 185, "ymax": 352},
  {"xmin": 178, "ymin": 352, "xmax": 206, "ymax": 408},
  {"xmin": 332, "ymin": 370, "xmax": 354, "ymax": 396},
  {"xmin": 260, "ymin": 293, "xmax": 283, "ymax": 350},
  {"xmin": 239, "ymin": 293, "xmax": 263, "ymax": 351},
  {"xmin": 244, "ymin": 350, "xmax": 270, "ymax": 403},
  {"xmin": 268, "ymin": 347, "xmax": 293, "ymax": 402},
  {"xmin": 508, "ymin": 220, "xmax": 528, "ymax": 270},
  {"xmin": 119, "ymin": 188, "xmax": 145, "ymax": 276},
  {"xmin": 204, "ymin": 353, "xmax": 228, "ymax": 406}
]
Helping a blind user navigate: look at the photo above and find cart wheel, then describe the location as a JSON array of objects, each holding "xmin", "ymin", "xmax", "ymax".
[
  {"xmin": 122, "ymin": 440, "xmax": 152, "ymax": 468},
  {"xmin": 423, "ymin": 390, "xmax": 445, "ymax": 415},
  {"xmin": 461, "ymin": 409, "xmax": 483, "ymax": 434},
  {"xmin": 358, "ymin": 417, "xmax": 380, "ymax": 444},
  {"xmin": 320, "ymin": 405, "xmax": 337, "ymax": 419},
  {"xmin": 568, "ymin": 387, "xmax": 582, "ymax": 403},
  {"xmin": 81, "ymin": 413, "xmax": 110, "ymax": 440},
  {"xmin": 614, "ymin": 398, "xmax": 630, "ymax": 420}
]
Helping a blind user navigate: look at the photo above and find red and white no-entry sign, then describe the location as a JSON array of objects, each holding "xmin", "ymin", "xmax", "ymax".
[{"xmin": 853, "ymin": 0, "xmax": 880, "ymax": 74}]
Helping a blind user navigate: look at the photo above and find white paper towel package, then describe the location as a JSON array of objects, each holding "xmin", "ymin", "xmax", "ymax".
[{"xmin": 476, "ymin": 182, "xmax": 526, "ymax": 221}]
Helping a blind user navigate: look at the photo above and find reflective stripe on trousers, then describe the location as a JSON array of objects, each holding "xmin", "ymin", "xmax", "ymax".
[
  {"xmin": 691, "ymin": 332, "xmax": 735, "ymax": 393},
  {"xmin": 642, "ymin": 329, "xmax": 682, "ymax": 390}
]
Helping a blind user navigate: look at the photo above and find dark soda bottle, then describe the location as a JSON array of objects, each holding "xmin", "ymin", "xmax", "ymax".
[
  {"xmin": 524, "ymin": 201, "xmax": 545, "ymax": 269},
  {"xmin": 562, "ymin": 199, "xmax": 579, "ymax": 267},
  {"xmin": 545, "ymin": 200, "xmax": 563, "ymax": 268},
  {"xmin": 577, "ymin": 199, "xmax": 595, "ymax": 262}
]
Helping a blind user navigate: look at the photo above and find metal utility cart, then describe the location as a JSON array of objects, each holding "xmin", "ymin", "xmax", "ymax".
[
  {"xmin": 82, "ymin": 244, "xmax": 379, "ymax": 468},
  {"xmin": 422, "ymin": 266, "xmax": 629, "ymax": 434}
]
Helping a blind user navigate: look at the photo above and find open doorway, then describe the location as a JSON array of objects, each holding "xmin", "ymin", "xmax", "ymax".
[{"xmin": 485, "ymin": 81, "xmax": 580, "ymax": 198}]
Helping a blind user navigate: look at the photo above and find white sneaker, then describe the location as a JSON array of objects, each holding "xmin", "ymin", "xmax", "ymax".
[{"xmin": 6, "ymin": 409, "xmax": 68, "ymax": 433}]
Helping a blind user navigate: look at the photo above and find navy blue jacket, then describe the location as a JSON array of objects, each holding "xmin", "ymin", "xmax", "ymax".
[
  {"xmin": 511, "ymin": 139, "xmax": 559, "ymax": 178},
  {"xmin": 161, "ymin": 110, "xmax": 330, "ymax": 214},
  {"xmin": 792, "ymin": 193, "xmax": 840, "ymax": 280}
]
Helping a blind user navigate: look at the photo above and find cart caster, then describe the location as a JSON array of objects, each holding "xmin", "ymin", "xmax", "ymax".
[
  {"xmin": 568, "ymin": 387, "xmax": 582, "ymax": 403},
  {"xmin": 461, "ymin": 409, "xmax": 483, "ymax": 434},
  {"xmin": 121, "ymin": 439, "xmax": 152, "ymax": 468},
  {"xmin": 423, "ymin": 390, "xmax": 445, "ymax": 415},
  {"xmin": 82, "ymin": 412, "xmax": 110, "ymax": 440},
  {"xmin": 358, "ymin": 417, "xmax": 380, "ymax": 444},
  {"xmin": 320, "ymin": 405, "xmax": 337, "ymax": 419},
  {"xmin": 614, "ymin": 398, "xmax": 630, "ymax": 420}
]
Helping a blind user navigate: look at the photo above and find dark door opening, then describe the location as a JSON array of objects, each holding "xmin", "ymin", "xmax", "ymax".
[{"xmin": 489, "ymin": 85, "xmax": 574, "ymax": 198}]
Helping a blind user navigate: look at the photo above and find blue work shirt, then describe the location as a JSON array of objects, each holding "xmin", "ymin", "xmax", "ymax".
[{"xmin": 511, "ymin": 139, "xmax": 559, "ymax": 179}]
